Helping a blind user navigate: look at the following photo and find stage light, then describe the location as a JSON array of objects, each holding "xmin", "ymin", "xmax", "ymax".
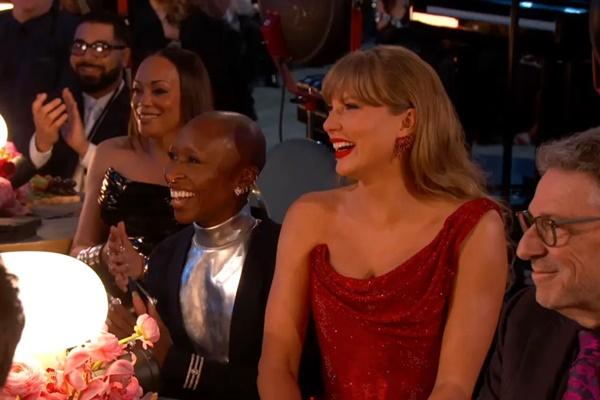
[{"xmin": 411, "ymin": 10, "xmax": 459, "ymax": 29}]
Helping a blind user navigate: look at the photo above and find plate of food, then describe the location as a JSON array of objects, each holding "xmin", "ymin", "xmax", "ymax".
[{"xmin": 28, "ymin": 175, "xmax": 82, "ymax": 218}]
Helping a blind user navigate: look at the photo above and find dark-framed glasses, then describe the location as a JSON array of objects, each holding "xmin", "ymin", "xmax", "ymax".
[
  {"xmin": 70, "ymin": 39, "xmax": 126, "ymax": 58},
  {"xmin": 516, "ymin": 210, "xmax": 600, "ymax": 247}
]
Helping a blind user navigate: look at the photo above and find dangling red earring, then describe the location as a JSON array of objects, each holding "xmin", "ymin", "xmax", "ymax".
[{"xmin": 393, "ymin": 135, "xmax": 415, "ymax": 157}]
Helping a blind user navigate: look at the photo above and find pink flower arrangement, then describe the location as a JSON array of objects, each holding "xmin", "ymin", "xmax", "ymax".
[
  {"xmin": 0, "ymin": 314, "xmax": 160, "ymax": 400},
  {"xmin": 0, "ymin": 142, "xmax": 27, "ymax": 217}
]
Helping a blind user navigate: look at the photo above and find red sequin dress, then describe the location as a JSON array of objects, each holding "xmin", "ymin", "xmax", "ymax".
[{"xmin": 309, "ymin": 198, "xmax": 500, "ymax": 400}]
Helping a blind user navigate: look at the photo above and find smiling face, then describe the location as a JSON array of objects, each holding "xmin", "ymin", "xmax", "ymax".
[
  {"xmin": 164, "ymin": 116, "xmax": 246, "ymax": 227},
  {"xmin": 517, "ymin": 168, "xmax": 600, "ymax": 324},
  {"xmin": 70, "ymin": 22, "xmax": 128, "ymax": 95},
  {"xmin": 323, "ymin": 94, "xmax": 414, "ymax": 179},
  {"xmin": 131, "ymin": 55, "xmax": 182, "ymax": 139}
]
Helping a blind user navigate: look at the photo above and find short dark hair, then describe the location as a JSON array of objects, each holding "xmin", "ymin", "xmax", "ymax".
[
  {"xmin": 77, "ymin": 12, "xmax": 131, "ymax": 47},
  {"xmin": 0, "ymin": 262, "xmax": 24, "ymax": 387}
]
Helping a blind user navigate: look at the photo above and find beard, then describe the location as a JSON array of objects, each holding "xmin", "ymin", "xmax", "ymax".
[{"xmin": 74, "ymin": 63, "xmax": 122, "ymax": 94}]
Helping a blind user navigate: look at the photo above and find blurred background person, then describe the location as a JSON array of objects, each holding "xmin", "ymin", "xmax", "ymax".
[
  {"xmin": 128, "ymin": 0, "xmax": 256, "ymax": 119},
  {"xmin": 0, "ymin": 0, "xmax": 78, "ymax": 160}
]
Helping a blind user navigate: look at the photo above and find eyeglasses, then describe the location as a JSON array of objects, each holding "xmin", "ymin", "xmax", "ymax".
[
  {"xmin": 516, "ymin": 210, "xmax": 600, "ymax": 247},
  {"xmin": 70, "ymin": 40, "xmax": 126, "ymax": 58}
]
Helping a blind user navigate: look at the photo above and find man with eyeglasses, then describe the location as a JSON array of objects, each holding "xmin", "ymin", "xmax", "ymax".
[
  {"xmin": 479, "ymin": 128, "xmax": 600, "ymax": 399},
  {"xmin": 29, "ymin": 11, "xmax": 130, "ymax": 188}
]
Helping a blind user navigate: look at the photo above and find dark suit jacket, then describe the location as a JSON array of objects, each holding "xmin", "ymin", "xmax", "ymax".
[
  {"xmin": 129, "ymin": 0, "xmax": 256, "ymax": 119},
  {"xmin": 37, "ymin": 84, "xmax": 130, "ymax": 179},
  {"xmin": 478, "ymin": 288, "xmax": 580, "ymax": 400},
  {"xmin": 144, "ymin": 218, "xmax": 279, "ymax": 400},
  {"xmin": 0, "ymin": 1, "xmax": 78, "ymax": 155}
]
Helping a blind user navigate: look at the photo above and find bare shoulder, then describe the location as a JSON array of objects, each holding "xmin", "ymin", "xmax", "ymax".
[
  {"xmin": 93, "ymin": 137, "xmax": 135, "ymax": 171},
  {"xmin": 461, "ymin": 204, "xmax": 507, "ymax": 258},
  {"xmin": 286, "ymin": 187, "xmax": 346, "ymax": 224},
  {"xmin": 96, "ymin": 136, "xmax": 134, "ymax": 154},
  {"xmin": 279, "ymin": 188, "xmax": 347, "ymax": 249}
]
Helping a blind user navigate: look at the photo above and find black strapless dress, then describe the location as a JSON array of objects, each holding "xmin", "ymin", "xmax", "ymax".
[{"xmin": 98, "ymin": 167, "xmax": 186, "ymax": 256}]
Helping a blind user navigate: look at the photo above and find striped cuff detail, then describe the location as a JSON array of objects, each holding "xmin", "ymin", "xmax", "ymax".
[{"xmin": 183, "ymin": 353, "xmax": 204, "ymax": 390}]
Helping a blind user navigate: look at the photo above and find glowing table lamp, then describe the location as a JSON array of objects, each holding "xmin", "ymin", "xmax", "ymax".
[
  {"xmin": 0, "ymin": 113, "xmax": 7, "ymax": 148},
  {"xmin": 1, "ymin": 251, "xmax": 108, "ymax": 364}
]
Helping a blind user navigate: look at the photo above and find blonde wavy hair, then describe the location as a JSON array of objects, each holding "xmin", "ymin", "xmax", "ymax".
[{"xmin": 322, "ymin": 45, "xmax": 488, "ymax": 201}]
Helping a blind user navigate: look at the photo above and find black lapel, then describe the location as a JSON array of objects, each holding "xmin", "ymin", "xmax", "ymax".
[
  {"xmin": 228, "ymin": 220, "xmax": 271, "ymax": 361},
  {"xmin": 167, "ymin": 227, "xmax": 195, "ymax": 345},
  {"xmin": 515, "ymin": 313, "xmax": 578, "ymax": 399}
]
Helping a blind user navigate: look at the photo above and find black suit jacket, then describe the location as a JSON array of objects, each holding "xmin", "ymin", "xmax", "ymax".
[
  {"xmin": 0, "ymin": 2, "xmax": 78, "ymax": 155},
  {"xmin": 129, "ymin": 0, "xmax": 256, "ymax": 119},
  {"xmin": 36, "ymin": 84, "xmax": 130, "ymax": 179},
  {"xmin": 478, "ymin": 288, "xmax": 580, "ymax": 400},
  {"xmin": 144, "ymin": 218, "xmax": 279, "ymax": 400}
]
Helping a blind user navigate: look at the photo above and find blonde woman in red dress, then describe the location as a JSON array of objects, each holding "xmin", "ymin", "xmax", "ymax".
[{"xmin": 258, "ymin": 45, "xmax": 509, "ymax": 400}]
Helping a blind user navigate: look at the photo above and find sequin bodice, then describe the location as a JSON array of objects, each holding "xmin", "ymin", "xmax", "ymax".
[
  {"xmin": 98, "ymin": 167, "xmax": 185, "ymax": 255},
  {"xmin": 309, "ymin": 198, "xmax": 500, "ymax": 400}
]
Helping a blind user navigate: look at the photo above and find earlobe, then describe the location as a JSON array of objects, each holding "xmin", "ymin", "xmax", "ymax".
[
  {"xmin": 401, "ymin": 108, "xmax": 416, "ymax": 133},
  {"xmin": 235, "ymin": 166, "xmax": 259, "ymax": 195}
]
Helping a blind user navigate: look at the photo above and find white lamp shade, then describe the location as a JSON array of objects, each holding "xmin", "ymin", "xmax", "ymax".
[{"xmin": 1, "ymin": 251, "xmax": 108, "ymax": 363}]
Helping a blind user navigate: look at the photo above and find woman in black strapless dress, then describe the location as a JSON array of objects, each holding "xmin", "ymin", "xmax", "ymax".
[{"xmin": 70, "ymin": 47, "xmax": 213, "ymax": 296}]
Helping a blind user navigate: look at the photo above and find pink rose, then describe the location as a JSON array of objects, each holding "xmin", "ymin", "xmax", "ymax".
[
  {"xmin": 135, "ymin": 314, "xmax": 160, "ymax": 349},
  {"xmin": 0, "ymin": 362, "xmax": 44, "ymax": 400},
  {"xmin": 85, "ymin": 333, "xmax": 124, "ymax": 363}
]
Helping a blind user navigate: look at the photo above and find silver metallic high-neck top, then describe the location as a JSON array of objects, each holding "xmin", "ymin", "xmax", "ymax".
[{"xmin": 180, "ymin": 206, "xmax": 257, "ymax": 363}]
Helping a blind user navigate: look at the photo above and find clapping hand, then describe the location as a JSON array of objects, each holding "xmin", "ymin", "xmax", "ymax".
[
  {"xmin": 105, "ymin": 221, "xmax": 145, "ymax": 292},
  {"xmin": 61, "ymin": 88, "xmax": 89, "ymax": 157},
  {"xmin": 32, "ymin": 93, "xmax": 68, "ymax": 152}
]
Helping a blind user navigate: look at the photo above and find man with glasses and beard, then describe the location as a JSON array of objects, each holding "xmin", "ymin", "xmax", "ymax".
[
  {"xmin": 29, "ymin": 12, "xmax": 130, "ymax": 187},
  {"xmin": 478, "ymin": 128, "xmax": 600, "ymax": 399}
]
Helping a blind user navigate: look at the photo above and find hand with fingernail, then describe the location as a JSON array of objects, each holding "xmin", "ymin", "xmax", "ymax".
[
  {"xmin": 105, "ymin": 221, "xmax": 145, "ymax": 292},
  {"xmin": 106, "ymin": 291, "xmax": 173, "ymax": 366},
  {"xmin": 32, "ymin": 92, "xmax": 68, "ymax": 153}
]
